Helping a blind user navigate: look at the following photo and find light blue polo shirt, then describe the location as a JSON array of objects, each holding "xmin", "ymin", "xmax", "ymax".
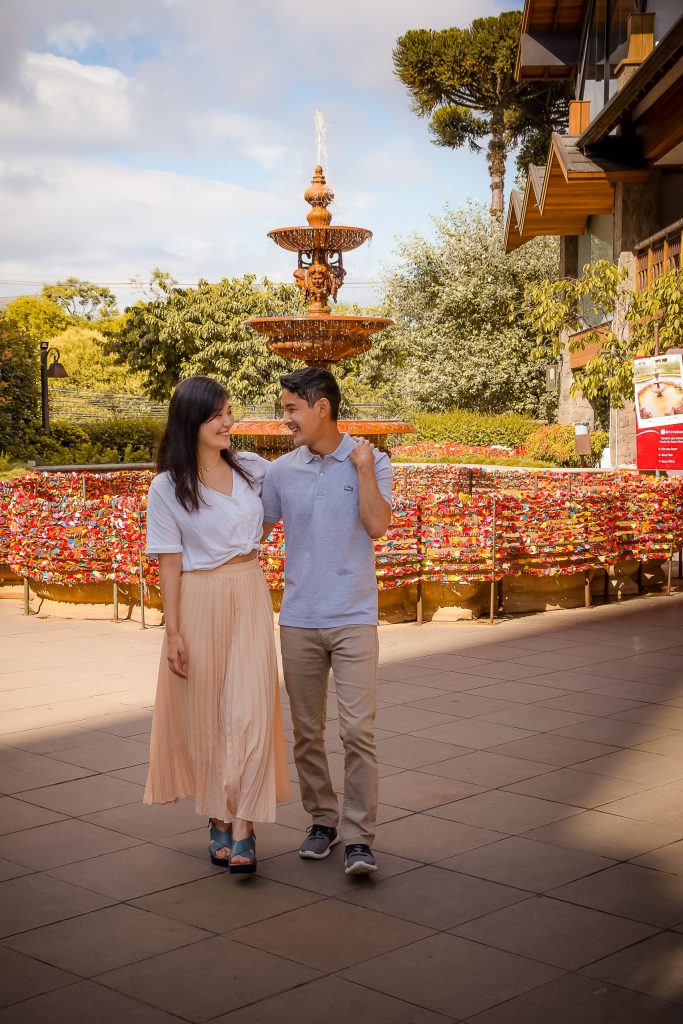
[{"xmin": 261, "ymin": 433, "xmax": 393, "ymax": 628}]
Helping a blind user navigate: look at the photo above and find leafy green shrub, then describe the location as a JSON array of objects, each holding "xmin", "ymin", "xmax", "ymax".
[
  {"xmin": 411, "ymin": 410, "xmax": 539, "ymax": 449},
  {"xmin": 7, "ymin": 416, "xmax": 163, "ymax": 465},
  {"xmin": 522, "ymin": 424, "xmax": 608, "ymax": 467}
]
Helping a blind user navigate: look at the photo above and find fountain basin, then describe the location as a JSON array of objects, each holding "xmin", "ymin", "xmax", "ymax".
[
  {"xmin": 268, "ymin": 225, "xmax": 372, "ymax": 253},
  {"xmin": 246, "ymin": 314, "xmax": 393, "ymax": 365},
  {"xmin": 231, "ymin": 418, "xmax": 414, "ymax": 455}
]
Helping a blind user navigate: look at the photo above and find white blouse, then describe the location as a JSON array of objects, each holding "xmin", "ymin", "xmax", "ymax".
[{"xmin": 145, "ymin": 452, "xmax": 270, "ymax": 572}]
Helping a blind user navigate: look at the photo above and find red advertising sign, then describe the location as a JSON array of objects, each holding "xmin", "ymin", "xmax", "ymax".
[{"xmin": 634, "ymin": 354, "xmax": 683, "ymax": 470}]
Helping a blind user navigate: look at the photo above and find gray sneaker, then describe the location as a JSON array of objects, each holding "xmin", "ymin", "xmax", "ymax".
[
  {"xmin": 299, "ymin": 824, "xmax": 339, "ymax": 859},
  {"xmin": 344, "ymin": 843, "xmax": 378, "ymax": 875}
]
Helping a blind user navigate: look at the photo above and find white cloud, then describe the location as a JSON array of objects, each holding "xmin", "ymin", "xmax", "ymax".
[
  {"xmin": 45, "ymin": 19, "xmax": 102, "ymax": 56},
  {"xmin": 0, "ymin": 52, "xmax": 137, "ymax": 150}
]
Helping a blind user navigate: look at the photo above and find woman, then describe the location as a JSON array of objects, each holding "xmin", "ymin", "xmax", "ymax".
[{"xmin": 143, "ymin": 375, "xmax": 290, "ymax": 874}]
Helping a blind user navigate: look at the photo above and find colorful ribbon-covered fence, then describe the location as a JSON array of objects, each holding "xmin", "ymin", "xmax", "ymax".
[{"xmin": 2, "ymin": 470, "xmax": 683, "ymax": 602}]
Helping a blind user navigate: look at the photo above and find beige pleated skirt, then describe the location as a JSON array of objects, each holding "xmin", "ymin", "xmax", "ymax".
[{"xmin": 144, "ymin": 558, "xmax": 291, "ymax": 822}]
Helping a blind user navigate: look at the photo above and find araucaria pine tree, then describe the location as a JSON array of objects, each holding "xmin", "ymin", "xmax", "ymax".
[{"xmin": 393, "ymin": 11, "xmax": 570, "ymax": 215}]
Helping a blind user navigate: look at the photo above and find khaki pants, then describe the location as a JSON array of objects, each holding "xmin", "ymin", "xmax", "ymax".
[{"xmin": 280, "ymin": 624, "xmax": 379, "ymax": 846}]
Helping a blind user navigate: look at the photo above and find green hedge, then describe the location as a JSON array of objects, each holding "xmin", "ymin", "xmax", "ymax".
[
  {"xmin": 522, "ymin": 424, "xmax": 609, "ymax": 468},
  {"xmin": 7, "ymin": 417, "xmax": 164, "ymax": 465},
  {"xmin": 411, "ymin": 410, "xmax": 539, "ymax": 449}
]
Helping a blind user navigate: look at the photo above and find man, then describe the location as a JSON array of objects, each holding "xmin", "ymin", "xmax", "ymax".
[{"xmin": 261, "ymin": 367, "xmax": 392, "ymax": 874}]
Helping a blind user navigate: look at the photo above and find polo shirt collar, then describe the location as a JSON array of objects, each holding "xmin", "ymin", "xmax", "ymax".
[{"xmin": 301, "ymin": 432, "xmax": 354, "ymax": 463}]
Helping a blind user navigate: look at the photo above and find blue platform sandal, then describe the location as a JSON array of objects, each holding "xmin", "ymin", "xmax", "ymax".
[
  {"xmin": 208, "ymin": 820, "xmax": 232, "ymax": 866},
  {"xmin": 229, "ymin": 833, "xmax": 256, "ymax": 875}
]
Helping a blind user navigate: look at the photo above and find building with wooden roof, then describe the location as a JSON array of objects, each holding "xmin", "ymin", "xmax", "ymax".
[{"xmin": 505, "ymin": 0, "xmax": 683, "ymax": 464}]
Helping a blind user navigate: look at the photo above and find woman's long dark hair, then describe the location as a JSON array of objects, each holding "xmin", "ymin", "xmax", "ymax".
[{"xmin": 156, "ymin": 376, "xmax": 254, "ymax": 512}]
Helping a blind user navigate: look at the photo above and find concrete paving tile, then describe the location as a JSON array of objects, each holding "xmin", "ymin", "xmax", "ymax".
[
  {"xmin": 374, "ymin": 813, "xmax": 502, "ymax": 862},
  {"xmin": 419, "ymin": 751, "xmax": 556, "ymax": 787},
  {"xmin": 377, "ymin": 681, "xmax": 449, "ymax": 704},
  {"xmin": 0, "ymin": 858, "xmax": 32, "ymax": 882},
  {"xmin": 107, "ymin": 763, "xmax": 150, "ymax": 785},
  {"xmin": 581, "ymin": 931, "xmax": 683, "ymax": 1006},
  {"xmin": 476, "ymin": 706, "xmax": 592, "ymax": 732},
  {"xmin": 524, "ymin": 809, "xmax": 682, "ymax": 860},
  {"xmin": 600, "ymin": 787, "xmax": 683, "ymax": 828},
  {"xmin": 133, "ymin": 873, "xmax": 321, "ymax": 933},
  {"xmin": 83, "ymin": 797, "xmax": 204, "ymax": 840},
  {"xmin": 0, "ymin": 796, "xmax": 66, "ymax": 835},
  {"xmin": 338, "ymin": 863, "xmax": 528, "ymax": 929},
  {"xmin": 48, "ymin": 842, "xmax": 216, "ymax": 900},
  {"xmin": 407, "ymin": 692, "xmax": 520, "ymax": 718},
  {"xmin": 15, "ymin": 775, "xmax": 144, "ymax": 816},
  {"xmin": 378, "ymin": 770, "xmax": 485, "ymax": 811},
  {"xmin": 0, "ymin": 753, "xmax": 94, "ymax": 795},
  {"xmin": 428, "ymin": 790, "xmax": 581, "ymax": 834},
  {"xmin": 258, "ymin": 847, "xmax": 420, "ymax": 895},
  {"xmin": 552, "ymin": 718, "xmax": 675, "ymax": 747},
  {"xmin": 438, "ymin": 836, "xmax": 614, "ymax": 893},
  {"xmin": 0, "ymin": 980, "xmax": 185, "ymax": 1023},
  {"xmin": 508, "ymin": 670, "xmax": 628, "ymax": 693},
  {"xmin": 0, "ymin": 818, "xmax": 143, "ymax": 869},
  {"xmin": 210, "ymin": 975, "xmax": 452, "ymax": 1024},
  {"xmin": 574, "ymin": 750, "xmax": 683, "ymax": 785},
  {"xmin": 508, "ymin": 647, "xmax": 630, "ymax": 670},
  {"xmin": 550, "ymin": 862, "xmax": 683, "ymax": 927},
  {"xmin": 0, "ymin": 725, "xmax": 117, "ymax": 754},
  {"xmin": 0, "ymin": 874, "xmax": 116, "ymax": 938},
  {"xmin": 341, "ymin": 932, "xmax": 563, "ymax": 1019},
  {"xmin": 635, "ymin": 732, "xmax": 683, "ymax": 757},
  {"xmin": 48, "ymin": 736, "xmax": 149, "ymax": 772},
  {"xmin": 489, "ymin": 734, "xmax": 619, "ymax": 767},
  {"xmin": 415, "ymin": 720, "xmax": 538, "ymax": 750},
  {"xmin": 612, "ymin": 704, "xmax": 683, "ymax": 730},
  {"xmin": 592, "ymin": 681, "xmax": 680, "ymax": 704},
  {"xmin": 376, "ymin": 663, "xmax": 443, "ymax": 683},
  {"xmin": 464, "ymin": 971, "xmax": 683, "ymax": 1024},
  {"xmin": 74, "ymin": 711, "xmax": 153, "ymax": 737},
  {"xmin": 4, "ymin": 904, "xmax": 211, "ymax": 976},
  {"xmin": 397, "ymin": 670, "xmax": 512, "ymax": 692},
  {"xmin": 0, "ymin": 946, "xmax": 77, "ymax": 1009},
  {"xmin": 232, "ymin": 898, "xmax": 433, "ymax": 972},
  {"xmin": 539, "ymin": 693, "xmax": 645, "ymax": 716},
  {"xmin": 634, "ymin": 838, "xmax": 683, "ymax": 875},
  {"xmin": 453, "ymin": 895, "xmax": 656, "ymax": 970},
  {"xmin": 97, "ymin": 935, "xmax": 320, "ymax": 1022},
  {"xmin": 374, "ymin": 706, "xmax": 457, "ymax": 734},
  {"xmin": 586, "ymin": 660, "xmax": 674, "ymax": 683},
  {"xmin": 504, "ymin": 767, "xmax": 650, "ymax": 807},
  {"xmin": 375, "ymin": 734, "xmax": 472, "ymax": 768}
]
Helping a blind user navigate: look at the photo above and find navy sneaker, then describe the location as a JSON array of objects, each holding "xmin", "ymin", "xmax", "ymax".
[
  {"xmin": 299, "ymin": 824, "xmax": 339, "ymax": 859},
  {"xmin": 344, "ymin": 843, "xmax": 378, "ymax": 875}
]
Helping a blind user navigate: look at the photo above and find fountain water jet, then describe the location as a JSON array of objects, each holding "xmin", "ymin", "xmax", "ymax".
[{"xmin": 231, "ymin": 165, "xmax": 414, "ymax": 453}]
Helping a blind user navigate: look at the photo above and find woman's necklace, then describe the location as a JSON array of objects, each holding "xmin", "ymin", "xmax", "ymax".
[{"xmin": 199, "ymin": 457, "xmax": 223, "ymax": 473}]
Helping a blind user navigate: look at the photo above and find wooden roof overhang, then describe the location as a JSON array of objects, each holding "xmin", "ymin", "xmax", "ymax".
[
  {"xmin": 579, "ymin": 15, "xmax": 683, "ymax": 163},
  {"xmin": 505, "ymin": 134, "xmax": 647, "ymax": 253},
  {"xmin": 516, "ymin": 0, "xmax": 588, "ymax": 80}
]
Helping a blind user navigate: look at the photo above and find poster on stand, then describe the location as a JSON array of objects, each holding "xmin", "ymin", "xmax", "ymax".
[{"xmin": 634, "ymin": 353, "xmax": 683, "ymax": 470}]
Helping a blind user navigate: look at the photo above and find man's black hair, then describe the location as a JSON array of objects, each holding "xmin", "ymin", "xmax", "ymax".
[{"xmin": 280, "ymin": 367, "xmax": 341, "ymax": 421}]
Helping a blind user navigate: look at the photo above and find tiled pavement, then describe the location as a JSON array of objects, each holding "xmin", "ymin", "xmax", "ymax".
[{"xmin": 1, "ymin": 592, "xmax": 683, "ymax": 1022}]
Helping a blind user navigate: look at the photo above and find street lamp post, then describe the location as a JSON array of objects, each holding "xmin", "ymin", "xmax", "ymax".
[{"xmin": 39, "ymin": 343, "xmax": 68, "ymax": 434}]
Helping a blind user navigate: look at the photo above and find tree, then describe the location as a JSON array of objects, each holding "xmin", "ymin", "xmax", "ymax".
[
  {"xmin": 2, "ymin": 295, "xmax": 69, "ymax": 344},
  {"xmin": 106, "ymin": 271, "xmax": 304, "ymax": 403},
  {"xmin": 0, "ymin": 318, "xmax": 39, "ymax": 452},
  {"xmin": 48, "ymin": 327, "xmax": 146, "ymax": 394},
  {"xmin": 41, "ymin": 278, "xmax": 118, "ymax": 321},
  {"xmin": 382, "ymin": 201, "xmax": 559, "ymax": 417},
  {"xmin": 393, "ymin": 12, "xmax": 570, "ymax": 214},
  {"xmin": 522, "ymin": 261, "xmax": 683, "ymax": 407}
]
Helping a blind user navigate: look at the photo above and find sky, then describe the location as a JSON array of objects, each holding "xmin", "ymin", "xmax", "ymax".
[{"xmin": 1, "ymin": 0, "xmax": 521, "ymax": 310}]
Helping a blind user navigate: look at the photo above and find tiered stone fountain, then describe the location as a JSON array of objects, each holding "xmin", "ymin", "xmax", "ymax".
[{"xmin": 231, "ymin": 165, "xmax": 413, "ymax": 453}]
